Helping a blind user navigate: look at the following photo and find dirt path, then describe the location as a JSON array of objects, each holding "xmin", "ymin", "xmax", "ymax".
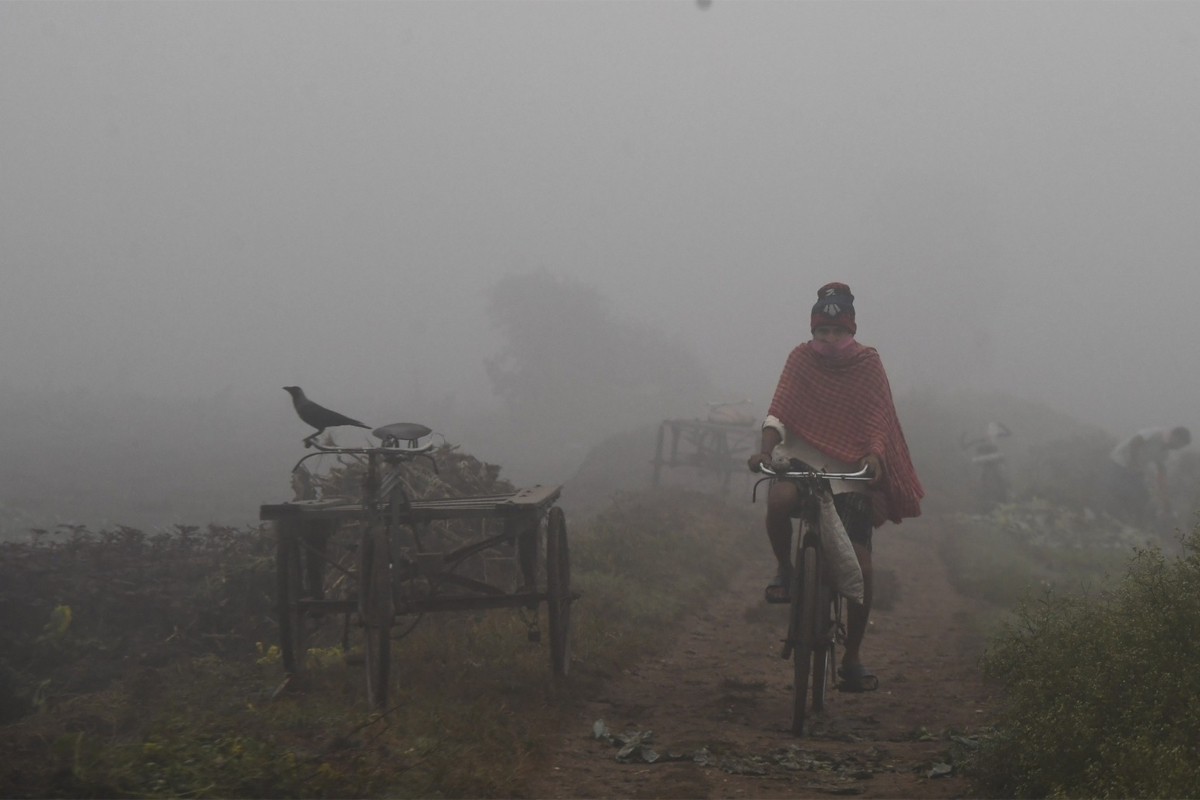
[{"xmin": 530, "ymin": 518, "xmax": 992, "ymax": 799}]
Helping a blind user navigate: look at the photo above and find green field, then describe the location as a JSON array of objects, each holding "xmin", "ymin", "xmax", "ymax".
[{"xmin": 0, "ymin": 487, "xmax": 759, "ymax": 798}]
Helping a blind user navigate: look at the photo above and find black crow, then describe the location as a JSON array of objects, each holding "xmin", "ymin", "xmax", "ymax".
[{"xmin": 283, "ymin": 386, "xmax": 370, "ymax": 446}]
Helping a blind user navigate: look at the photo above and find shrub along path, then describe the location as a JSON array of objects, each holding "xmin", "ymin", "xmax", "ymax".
[{"xmin": 529, "ymin": 518, "xmax": 992, "ymax": 799}]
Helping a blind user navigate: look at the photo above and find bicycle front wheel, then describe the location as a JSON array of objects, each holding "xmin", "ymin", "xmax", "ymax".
[
  {"xmin": 811, "ymin": 580, "xmax": 835, "ymax": 713},
  {"xmin": 791, "ymin": 544, "xmax": 821, "ymax": 735},
  {"xmin": 359, "ymin": 526, "xmax": 394, "ymax": 711}
]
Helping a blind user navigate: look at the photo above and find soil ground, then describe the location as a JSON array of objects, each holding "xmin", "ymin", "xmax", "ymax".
[{"xmin": 530, "ymin": 518, "xmax": 991, "ymax": 799}]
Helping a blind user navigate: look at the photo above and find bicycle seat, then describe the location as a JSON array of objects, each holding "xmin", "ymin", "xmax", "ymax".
[{"xmin": 372, "ymin": 422, "xmax": 433, "ymax": 447}]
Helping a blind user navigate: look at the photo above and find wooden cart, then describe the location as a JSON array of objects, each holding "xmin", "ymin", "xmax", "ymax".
[
  {"xmin": 260, "ymin": 438, "xmax": 573, "ymax": 709},
  {"xmin": 650, "ymin": 417, "xmax": 758, "ymax": 494}
]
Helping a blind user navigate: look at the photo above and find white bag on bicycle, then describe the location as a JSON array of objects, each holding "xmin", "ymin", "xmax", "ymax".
[{"xmin": 818, "ymin": 491, "xmax": 865, "ymax": 605}]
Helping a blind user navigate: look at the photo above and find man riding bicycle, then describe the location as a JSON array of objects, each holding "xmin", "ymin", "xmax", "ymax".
[{"xmin": 748, "ymin": 282, "xmax": 923, "ymax": 692}]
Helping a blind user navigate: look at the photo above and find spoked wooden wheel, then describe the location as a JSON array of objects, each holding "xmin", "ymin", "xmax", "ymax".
[
  {"xmin": 545, "ymin": 506, "xmax": 572, "ymax": 676},
  {"xmin": 359, "ymin": 526, "xmax": 394, "ymax": 710},
  {"xmin": 791, "ymin": 545, "xmax": 821, "ymax": 735},
  {"xmin": 276, "ymin": 527, "xmax": 309, "ymax": 676}
]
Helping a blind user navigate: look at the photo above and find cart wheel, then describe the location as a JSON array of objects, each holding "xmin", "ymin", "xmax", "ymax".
[
  {"xmin": 359, "ymin": 526, "xmax": 394, "ymax": 710},
  {"xmin": 546, "ymin": 506, "xmax": 572, "ymax": 676},
  {"xmin": 276, "ymin": 526, "xmax": 308, "ymax": 675}
]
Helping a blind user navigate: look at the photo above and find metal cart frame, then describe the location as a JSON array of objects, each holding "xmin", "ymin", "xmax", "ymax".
[{"xmin": 260, "ymin": 444, "xmax": 573, "ymax": 709}]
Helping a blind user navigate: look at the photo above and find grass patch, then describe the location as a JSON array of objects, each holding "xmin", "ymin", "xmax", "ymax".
[
  {"xmin": 0, "ymin": 487, "xmax": 757, "ymax": 798},
  {"xmin": 969, "ymin": 525, "xmax": 1200, "ymax": 798},
  {"xmin": 942, "ymin": 500, "xmax": 1154, "ymax": 608}
]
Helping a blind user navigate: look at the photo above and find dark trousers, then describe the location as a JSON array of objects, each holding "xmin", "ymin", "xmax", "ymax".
[
  {"xmin": 1104, "ymin": 461, "xmax": 1149, "ymax": 523},
  {"xmin": 834, "ymin": 492, "xmax": 874, "ymax": 552}
]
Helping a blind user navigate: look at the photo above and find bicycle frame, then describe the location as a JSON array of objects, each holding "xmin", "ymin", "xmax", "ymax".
[{"xmin": 751, "ymin": 461, "xmax": 872, "ymax": 734}]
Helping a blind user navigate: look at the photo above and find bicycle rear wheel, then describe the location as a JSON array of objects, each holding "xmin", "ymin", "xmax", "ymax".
[{"xmin": 791, "ymin": 544, "xmax": 821, "ymax": 735}]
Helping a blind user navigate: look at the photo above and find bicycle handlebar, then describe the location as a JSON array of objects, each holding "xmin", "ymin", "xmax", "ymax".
[
  {"xmin": 751, "ymin": 462, "xmax": 874, "ymax": 481},
  {"xmin": 304, "ymin": 441, "xmax": 436, "ymax": 457},
  {"xmin": 291, "ymin": 440, "xmax": 437, "ymax": 474}
]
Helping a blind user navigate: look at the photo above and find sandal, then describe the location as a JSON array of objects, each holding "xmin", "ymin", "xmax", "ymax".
[
  {"xmin": 764, "ymin": 574, "xmax": 790, "ymax": 605},
  {"xmin": 837, "ymin": 663, "xmax": 880, "ymax": 693}
]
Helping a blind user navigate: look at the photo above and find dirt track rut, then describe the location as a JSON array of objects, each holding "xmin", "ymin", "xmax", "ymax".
[{"xmin": 530, "ymin": 519, "xmax": 991, "ymax": 799}]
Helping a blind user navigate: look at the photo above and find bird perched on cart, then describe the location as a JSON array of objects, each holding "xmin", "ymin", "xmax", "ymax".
[{"xmin": 283, "ymin": 386, "xmax": 370, "ymax": 446}]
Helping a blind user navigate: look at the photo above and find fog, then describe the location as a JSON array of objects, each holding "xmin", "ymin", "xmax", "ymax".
[{"xmin": 2, "ymin": 2, "xmax": 1199, "ymax": 533}]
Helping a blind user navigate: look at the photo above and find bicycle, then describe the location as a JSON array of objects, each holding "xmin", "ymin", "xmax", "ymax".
[
  {"xmin": 283, "ymin": 423, "xmax": 437, "ymax": 706},
  {"xmin": 750, "ymin": 459, "xmax": 873, "ymax": 735}
]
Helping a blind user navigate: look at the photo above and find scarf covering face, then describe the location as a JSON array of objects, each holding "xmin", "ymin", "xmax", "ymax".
[
  {"xmin": 768, "ymin": 341, "xmax": 924, "ymax": 527},
  {"xmin": 810, "ymin": 334, "xmax": 858, "ymax": 358}
]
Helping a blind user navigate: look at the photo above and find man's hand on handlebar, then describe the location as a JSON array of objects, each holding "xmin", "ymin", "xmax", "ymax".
[
  {"xmin": 747, "ymin": 452, "xmax": 771, "ymax": 473},
  {"xmin": 860, "ymin": 453, "xmax": 883, "ymax": 487}
]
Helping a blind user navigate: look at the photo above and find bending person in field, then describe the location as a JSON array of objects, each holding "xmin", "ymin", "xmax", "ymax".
[
  {"xmin": 747, "ymin": 282, "xmax": 923, "ymax": 693},
  {"xmin": 1105, "ymin": 426, "xmax": 1191, "ymax": 526}
]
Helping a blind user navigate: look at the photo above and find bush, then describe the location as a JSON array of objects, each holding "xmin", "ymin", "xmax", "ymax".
[
  {"xmin": 569, "ymin": 488, "xmax": 758, "ymax": 665},
  {"xmin": 972, "ymin": 524, "xmax": 1200, "ymax": 798},
  {"xmin": 944, "ymin": 499, "xmax": 1157, "ymax": 609},
  {"xmin": 0, "ymin": 523, "xmax": 275, "ymax": 719}
]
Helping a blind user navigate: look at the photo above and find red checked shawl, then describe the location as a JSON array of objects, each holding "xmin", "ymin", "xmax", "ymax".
[{"xmin": 768, "ymin": 341, "xmax": 923, "ymax": 527}]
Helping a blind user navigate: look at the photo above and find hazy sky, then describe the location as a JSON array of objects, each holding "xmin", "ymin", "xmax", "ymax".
[{"xmin": 4, "ymin": 1, "xmax": 1199, "ymax": 438}]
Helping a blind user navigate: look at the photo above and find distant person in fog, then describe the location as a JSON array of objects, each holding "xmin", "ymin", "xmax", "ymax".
[
  {"xmin": 747, "ymin": 282, "xmax": 924, "ymax": 692},
  {"xmin": 962, "ymin": 421, "xmax": 1013, "ymax": 509},
  {"xmin": 1105, "ymin": 426, "xmax": 1191, "ymax": 525}
]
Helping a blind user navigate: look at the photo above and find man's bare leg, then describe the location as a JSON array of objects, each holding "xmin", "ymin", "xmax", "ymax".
[
  {"xmin": 842, "ymin": 541, "xmax": 873, "ymax": 669},
  {"xmin": 765, "ymin": 481, "xmax": 800, "ymax": 576}
]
